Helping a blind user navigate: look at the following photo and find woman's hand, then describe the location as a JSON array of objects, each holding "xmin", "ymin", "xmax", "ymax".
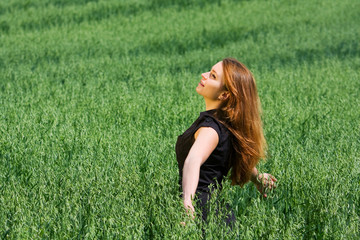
[
  {"xmin": 254, "ymin": 173, "xmax": 277, "ymax": 198},
  {"xmin": 183, "ymin": 199, "xmax": 195, "ymax": 217},
  {"xmin": 180, "ymin": 199, "xmax": 195, "ymax": 226}
]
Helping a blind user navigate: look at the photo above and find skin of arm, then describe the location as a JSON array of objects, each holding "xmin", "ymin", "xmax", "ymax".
[
  {"xmin": 251, "ymin": 167, "xmax": 259, "ymax": 184},
  {"xmin": 182, "ymin": 127, "xmax": 219, "ymax": 215}
]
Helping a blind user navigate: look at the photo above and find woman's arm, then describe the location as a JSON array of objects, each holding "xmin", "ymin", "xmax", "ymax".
[
  {"xmin": 251, "ymin": 167, "xmax": 259, "ymax": 183},
  {"xmin": 182, "ymin": 127, "xmax": 219, "ymax": 216},
  {"xmin": 251, "ymin": 167, "xmax": 277, "ymax": 198}
]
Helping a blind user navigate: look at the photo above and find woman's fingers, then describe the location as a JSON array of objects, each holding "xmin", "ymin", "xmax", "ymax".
[
  {"xmin": 186, "ymin": 206, "xmax": 195, "ymax": 219},
  {"xmin": 256, "ymin": 173, "xmax": 277, "ymax": 197},
  {"xmin": 181, "ymin": 207, "xmax": 196, "ymax": 227},
  {"xmin": 183, "ymin": 202, "xmax": 195, "ymax": 220},
  {"xmin": 269, "ymin": 174, "xmax": 278, "ymax": 182},
  {"xmin": 268, "ymin": 175, "xmax": 277, "ymax": 189},
  {"xmin": 262, "ymin": 174, "xmax": 277, "ymax": 191}
]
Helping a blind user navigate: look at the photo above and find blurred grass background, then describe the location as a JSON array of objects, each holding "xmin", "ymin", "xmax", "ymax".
[{"xmin": 0, "ymin": 0, "xmax": 359, "ymax": 238}]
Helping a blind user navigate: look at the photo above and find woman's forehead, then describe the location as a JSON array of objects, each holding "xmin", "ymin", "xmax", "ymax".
[{"xmin": 211, "ymin": 61, "xmax": 223, "ymax": 75}]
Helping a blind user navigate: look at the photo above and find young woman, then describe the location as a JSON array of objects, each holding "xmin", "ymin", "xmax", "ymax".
[{"xmin": 175, "ymin": 58, "xmax": 277, "ymax": 226}]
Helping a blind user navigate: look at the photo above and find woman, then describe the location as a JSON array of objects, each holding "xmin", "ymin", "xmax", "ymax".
[{"xmin": 175, "ymin": 57, "xmax": 277, "ymax": 226}]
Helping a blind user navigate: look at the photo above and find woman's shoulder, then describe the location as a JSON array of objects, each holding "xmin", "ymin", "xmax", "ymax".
[{"xmin": 198, "ymin": 110, "xmax": 230, "ymax": 141}]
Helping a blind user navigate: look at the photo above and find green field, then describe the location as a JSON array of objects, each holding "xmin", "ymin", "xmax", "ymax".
[{"xmin": 1, "ymin": 0, "xmax": 359, "ymax": 239}]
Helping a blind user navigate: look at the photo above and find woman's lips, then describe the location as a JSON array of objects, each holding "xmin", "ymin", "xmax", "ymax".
[{"xmin": 199, "ymin": 80, "xmax": 205, "ymax": 87}]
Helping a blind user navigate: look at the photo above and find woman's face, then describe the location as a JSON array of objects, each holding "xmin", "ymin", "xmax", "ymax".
[{"xmin": 196, "ymin": 61, "xmax": 226, "ymax": 101}]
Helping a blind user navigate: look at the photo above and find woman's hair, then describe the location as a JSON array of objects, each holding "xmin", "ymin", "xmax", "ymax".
[{"xmin": 215, "ymin": 57, "xmax": 266, "ymax": 186}]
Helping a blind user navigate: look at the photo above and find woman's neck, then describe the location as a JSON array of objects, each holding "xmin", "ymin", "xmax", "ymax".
[{"xmin": 204, "ymin": 98, "xmax": 221, "ymax": 111}]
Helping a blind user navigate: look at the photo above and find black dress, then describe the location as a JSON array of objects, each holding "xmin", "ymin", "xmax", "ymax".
[{"xmin": 175, "ymin": 109, "xmax": 235, "ymax": 224}]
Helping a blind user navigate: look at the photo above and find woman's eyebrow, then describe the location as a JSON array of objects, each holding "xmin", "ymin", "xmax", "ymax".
[{"xmin": 210, "ymin": 69, "xmax": 217, "ymax": 76}]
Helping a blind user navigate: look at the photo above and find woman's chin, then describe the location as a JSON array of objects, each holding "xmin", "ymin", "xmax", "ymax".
[{"xmin": 195, "ymin": 87, "xmax": 202, "ymax": 95}]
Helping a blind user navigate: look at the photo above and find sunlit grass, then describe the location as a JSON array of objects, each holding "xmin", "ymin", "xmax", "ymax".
[{"xmin": 0, "ymin": 0, "xmax": 359, "ymax": 238}]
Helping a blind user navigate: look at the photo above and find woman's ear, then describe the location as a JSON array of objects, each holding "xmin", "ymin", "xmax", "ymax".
[{"xmin": 219, "ymin": 91, "xmax": 230, "ymax": 101}]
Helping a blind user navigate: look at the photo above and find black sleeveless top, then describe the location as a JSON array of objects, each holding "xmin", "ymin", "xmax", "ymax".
[{"xmin": 175, "ymin": 109, "xmax": 232, "ymax": 193}]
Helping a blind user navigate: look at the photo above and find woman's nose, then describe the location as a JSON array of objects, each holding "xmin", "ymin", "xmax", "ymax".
[{"xmin": 202, "ymin": 72, "xmax": 210, "ymax": 79}]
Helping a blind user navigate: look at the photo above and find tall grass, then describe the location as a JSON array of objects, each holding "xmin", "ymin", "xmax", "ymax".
[{"xmin": 0, "ymin": 0, "xmax": 359, "ymax": 238}]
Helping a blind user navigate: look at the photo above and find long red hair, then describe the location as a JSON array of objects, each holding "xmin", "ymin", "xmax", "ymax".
[{"xmin": 215, "ymin": 58, "xmax": 266, "ymax": 186}]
